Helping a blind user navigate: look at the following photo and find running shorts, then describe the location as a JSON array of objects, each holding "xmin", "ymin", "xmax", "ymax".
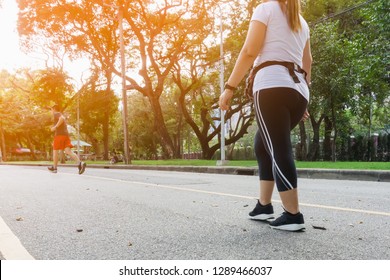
[{"xmin": 53, "ymin": 135, "xmax": 73, "ymax": 150}]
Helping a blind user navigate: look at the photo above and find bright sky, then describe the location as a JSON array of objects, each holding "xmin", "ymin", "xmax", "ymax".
[
  {"xmin": 0, "ymin": 0, "xmax": 34, "ymax": 71},
  {"xmin": 0, "ymin": 0, "xmax": 90, "ymax": 83},
  {"xmin": 0, "ymin": 0, "xmax": 196, "ymax": 87}
]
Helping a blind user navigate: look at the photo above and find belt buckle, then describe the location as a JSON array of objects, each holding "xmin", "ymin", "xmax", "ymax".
[{"xmin": 294, "ymin": 64, "xmax": 299, "ymax": 72}]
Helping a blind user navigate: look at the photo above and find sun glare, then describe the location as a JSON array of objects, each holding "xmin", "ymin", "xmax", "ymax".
[
  {"xmin": 0, "ymin": 0, "xmax": 27, "ymax": 71},
  {"xmin": 0, "ymin": 0, "xmax": 185, "ymax": 77}
]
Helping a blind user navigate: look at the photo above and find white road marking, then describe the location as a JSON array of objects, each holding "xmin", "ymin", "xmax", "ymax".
[
  {"xmin": 0, "ymin": 216, "xmax": 34, "ymax": 260},
  {"xmin": 79, "ymin": 173, "xmax": 390, "ymax": 217},
  {"xmin": 1, "ymin": 168, "xmax": 389, "ymax": 260}
]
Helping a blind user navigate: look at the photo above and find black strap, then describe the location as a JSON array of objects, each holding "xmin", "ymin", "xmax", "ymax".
[{"xmin": 252, "ymin": 61, "xmax": 307, "ymax": 83}]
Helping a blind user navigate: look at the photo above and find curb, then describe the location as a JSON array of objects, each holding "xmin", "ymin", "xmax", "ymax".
[
  {"xmin": 297, "ymin": 168, "xmax": 390, "ymax": 182},
  {"xmin": 1, "ymin": 162, "xmax": 389, "ymax": 182}
]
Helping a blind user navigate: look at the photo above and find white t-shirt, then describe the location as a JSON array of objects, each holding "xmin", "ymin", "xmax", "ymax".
[{"xmin": 251, "ymin": 1, "xmax": 310, "ymax": 101}]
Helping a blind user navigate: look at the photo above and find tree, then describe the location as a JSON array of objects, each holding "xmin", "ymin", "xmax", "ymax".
[
  {"xmin": 117, "ymin": 0, "xmax": 216, "ymax": 158},
  {"xmin": 29, "ymin": 68, "xmax": 74, "ymax": 109},
  {"xmin": 300, "ymin": 0, "xmax": 389, "ymax": 161},
  {"xmin": 127, "ymin": 93, "xmax": 159, "ymax": 159},
  {"xmin": 171, "ymin": 0, "xmax": 256, "ymax": 159},
  {"xmin": 16, "ymin": 0, "xmax": 388, "ymax": 161},
  {"xmin": 351, "ymin": 0, "xmax": 389, "ymax": 129},
  {"xmin": 0, "ymin": 69, "xmax": 54, "ymax": 160},
  {"xmin": 70, "ymin": 86, "xmax": 119, "ymax": 158},
  {"xmin": 17, "ymin": 0, "xmax": 121, "ymax": 160}
]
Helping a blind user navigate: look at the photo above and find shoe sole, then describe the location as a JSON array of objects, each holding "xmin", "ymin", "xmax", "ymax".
[
  {"xmin": 48, "ymin": 168, "xmax": 57, "ymax": 173},
  {"xmin": 249, "ymin": 214, "xmax": 275, "ymax": 221},
  {"xmin": 79, "ymin": 163, "xmax": 86, "ymax": 175},
  {"xmin": 269, "ymin": 224, "xmax": 306, "ymax": 232}
]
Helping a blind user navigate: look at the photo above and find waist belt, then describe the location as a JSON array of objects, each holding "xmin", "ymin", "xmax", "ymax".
[{"xmin": 252, "ymin": 61, "xmax": 307, "ymax": 83}]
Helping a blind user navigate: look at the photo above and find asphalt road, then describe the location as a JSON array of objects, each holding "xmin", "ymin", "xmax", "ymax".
[{"xmin": 0, "ymin": 165, "xmax": 389, "ymax": 260}]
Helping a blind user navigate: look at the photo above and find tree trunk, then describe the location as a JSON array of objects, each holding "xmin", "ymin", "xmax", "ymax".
[
  {"xmin": 227, "ymin": 143, "xmax": 235, "ymax": 160},
  {"xmin": 102, "ymin": 106, "xmax": 109, "ymax": 160},
  {"xmin": 202, "ymin": 145, "xmax": 219, "ymax": 160},
  {"xmin": 296, "ymin": 121, "xmax": 307, "ymax": 161},
  {"xmin": 25, "ymin": 133, "xmax": 36, "ymax": 160},
  {"xmin": 308, "ymin": 115, "xmax": 323, "ymax": 161},
  {"xmin": 149, "ymin": 95, "xmax": 175, "ymax": 158},
  {"xmin": 173, "ymin": 106, "xmax": 183, "ymax": 158},
  {"xmin": 323, "ymin": 116, "xmax": 333, "ymax": 161},
  {"xmin": 0, "ymin": 123, "xmax": 6, "ymax": 161},
  {"xmin": 102, "ymin": 72, "xmax": 113, "ymax": 161}
]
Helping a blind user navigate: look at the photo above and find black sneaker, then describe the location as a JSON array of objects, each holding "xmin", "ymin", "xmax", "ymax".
[
  {"xmin": 78, "ymin": 162, "xmax": 86, "ymax": 175},
  {"xmin": 269, "ymin": 211, "xmax": 305, "ymax": 232},
  {"xmin": 48, "ymin": 166, "xmax": 57, "ymax": 173},
  {"xmin": 249, "ymin": 200, "xmax": 275, "ymax": 221}
]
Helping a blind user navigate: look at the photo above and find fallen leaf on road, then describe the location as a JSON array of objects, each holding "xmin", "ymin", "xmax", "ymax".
[
  {"xmin": 16, "ymin": 217, "xmax": 23, "ymax": 221},
  {"xmin": 243, "ymin": 205, "xmax": 249, "ymax": 208},
  {"xmin": 76, "ymin": 229, "xmax": 83, "ymax": 232},
  {"xmin": 128, "ymin": 242, "xmax": 133, "ymax": 247},
  {"xmin": 312, "ymin": 225, "xmax": 326, "ymax": 230}
]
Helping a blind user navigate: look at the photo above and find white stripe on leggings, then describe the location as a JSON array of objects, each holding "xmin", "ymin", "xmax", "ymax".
[{"xmin": 254, "ymin": 94, "xmax": 293, "ymax": 190}]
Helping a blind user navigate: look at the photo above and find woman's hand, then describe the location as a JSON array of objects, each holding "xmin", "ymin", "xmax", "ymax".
[
  {"xmin": 218, "ymin": 89, "xmax": 234, "ymax": 111},
  {"xmin": 301, "ymin": 109, "xmax": 310, "ymax": 122}
]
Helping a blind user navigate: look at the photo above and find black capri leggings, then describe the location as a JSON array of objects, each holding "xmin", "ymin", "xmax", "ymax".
[{"xmin": 254, "ymin": 87, "xmax": 308, "ymax": 192}]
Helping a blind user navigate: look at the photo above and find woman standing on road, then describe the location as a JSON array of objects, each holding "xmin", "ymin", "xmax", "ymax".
[{"xmin": 219, "ymin": 0, "xmax": 312, "ymax": 231}]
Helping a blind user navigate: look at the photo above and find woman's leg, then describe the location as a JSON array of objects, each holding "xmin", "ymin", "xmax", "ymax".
[
  {"xmin": 254, "ymin": 130, "xmax": 275, "ymax": 205},
  {"xmin": 254, "ymin": 88, "xmax": 307, "ymax": 225}
]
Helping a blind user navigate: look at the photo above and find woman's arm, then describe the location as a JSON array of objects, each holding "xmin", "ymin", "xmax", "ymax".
[
  {"xmin": 219, "ymin": 20, "xmax": 266, "ymax": 110},
  {"xmin": 302, "ymin": 38, "xmax": 312, "ymax": 85},
  {"xmin": 226, "ymin": 20, "xmax": 266, "ymax": 87}
]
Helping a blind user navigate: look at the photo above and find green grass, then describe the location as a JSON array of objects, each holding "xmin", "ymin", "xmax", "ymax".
[
  {"xmin": 133, "ymin": 159, "xmax": 226, "ymax": 166},
  {"xmin": 295, "ymin": 161, "xmax": 390, "ymax": 170},
  {"xmin": 4, "ymin": 159, "xmax": 389, "ymax": 170},
  {"xmin": 134, "ymin": 160, "xmax": 390, "ymax": 170}
]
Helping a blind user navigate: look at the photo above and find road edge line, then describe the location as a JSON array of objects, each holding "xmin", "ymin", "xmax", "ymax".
[{"xmin": 0, "ymin": 215, "xmax": 34, "ymax": 260}]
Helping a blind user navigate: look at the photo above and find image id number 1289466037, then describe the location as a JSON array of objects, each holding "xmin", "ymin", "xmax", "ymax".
[{"xmin": 212, "ymin": 266, "xmax": 272, "ymax": 276}]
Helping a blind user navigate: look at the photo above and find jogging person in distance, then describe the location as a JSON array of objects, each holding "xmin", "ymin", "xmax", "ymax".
[
  {"xmin": 219, "ymin": 0, "xmax": 312, "ymax": 231},
  {"xmin": 48, "ymin": 104, "xmax": 87, "ymax": 174}
]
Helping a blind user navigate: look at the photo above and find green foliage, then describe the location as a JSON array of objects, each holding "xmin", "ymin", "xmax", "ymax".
[
  {"xmin": 0, "ymin": 69, "xmax": 57, "ymax": 159},
  {"xmin": 127, "ymin": 94, "xmax": 159, "ymax": 159},
  {"xmin": 5, "ymin": 0, "xmax": 389, "ymax": 161},
  {"xmin": 72, "ymin": 88, "xmax": 119, "ymax": 148},
  {"xmin": 30, "ymin": 68, "xmax": 74, "ymax": 109},
  {"xmin": 302, "ymin": 0, "xmax": 389, "ymax": 161}
]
